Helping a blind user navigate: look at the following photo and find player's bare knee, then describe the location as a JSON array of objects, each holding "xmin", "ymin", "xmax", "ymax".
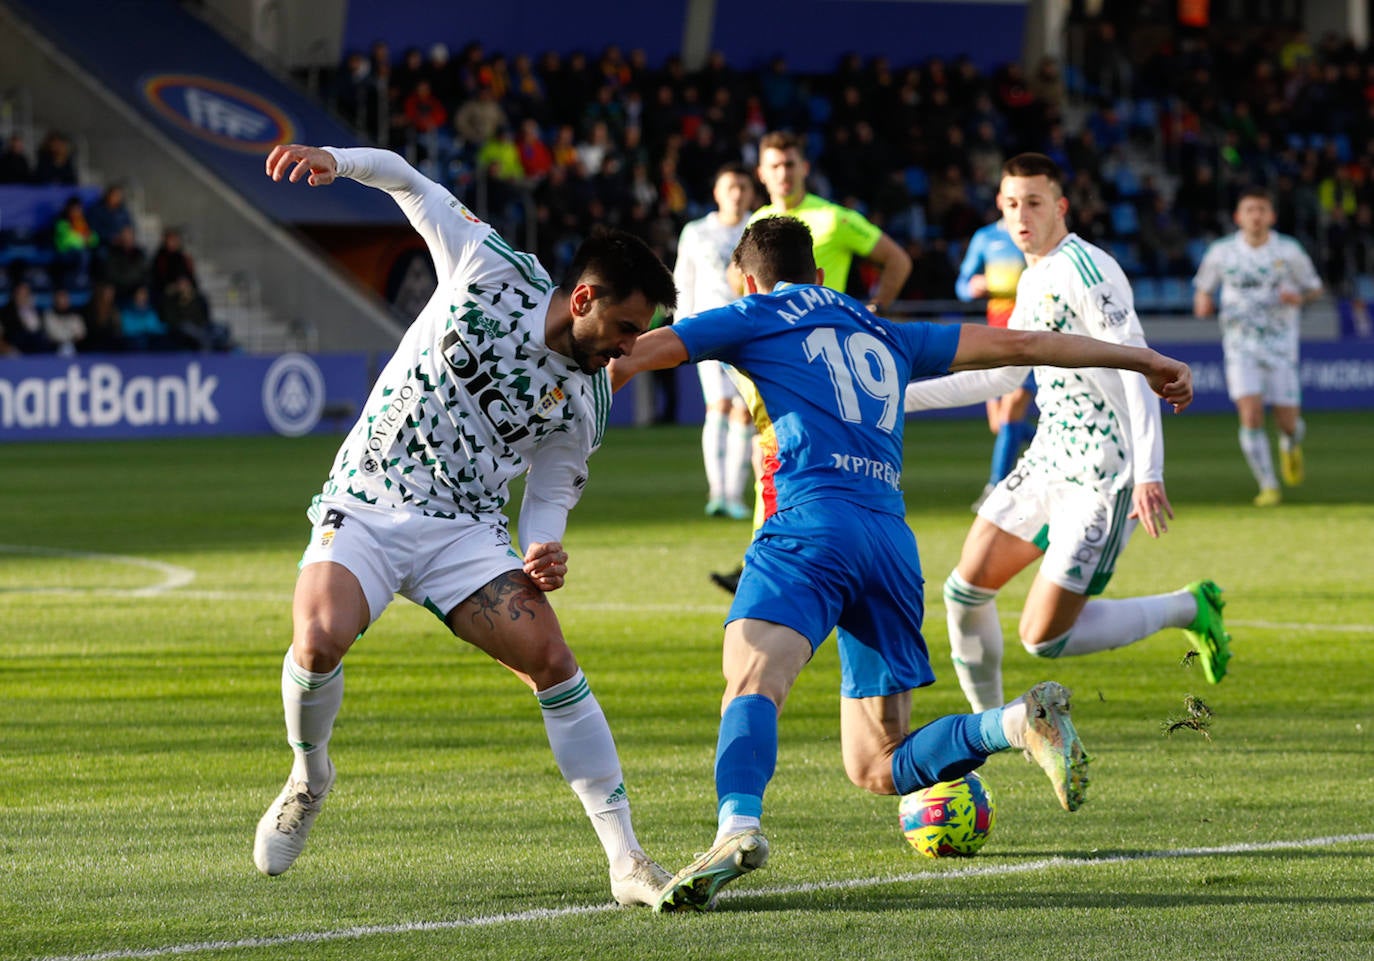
[
  {"xmin": 843, "ymin": 753, "xmax": 896, "ymax": 795},
  {"xmin": 519, "ymin": 637, "xmax": 579, "ymax": 689},
  {"xmin": 291, "ymin": 624, "xmax": 352, "ymax": 671},
  {"xmin": 1020, "ymin": 629, "xmax": 1069, "ymax": 658}
]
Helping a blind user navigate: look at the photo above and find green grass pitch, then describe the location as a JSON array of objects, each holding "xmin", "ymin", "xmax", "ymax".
[{"xmin": 1, "ymin": 411, "xmax": 1372, "ymax": 960}]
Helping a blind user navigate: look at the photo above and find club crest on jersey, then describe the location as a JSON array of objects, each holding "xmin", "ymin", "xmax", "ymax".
[{"xmin": 537, "ymin": 387, "xmax": 566, "ymax": 416}]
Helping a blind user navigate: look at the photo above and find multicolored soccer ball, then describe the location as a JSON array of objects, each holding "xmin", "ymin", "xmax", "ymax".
[{"xmin": 898, "ymin": 772, "xmax": 996, "ymax": 858}]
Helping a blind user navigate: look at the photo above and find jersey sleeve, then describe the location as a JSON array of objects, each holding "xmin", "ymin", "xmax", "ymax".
[
  {"xmin": 1286, "ymin": 238, "xmax": 1323, "ymax": 293},
  {"xmin": 673, "ymin": 221, "xmax": 699, "ymax": 318},
  {"xmin": 834, "ymin": 206, "xmax": 883, "ymax": 257},
  {"xmin": 517, "ymin": 429, "xmax": 591, "ymax": 550},
  {"xmin": 955, "ymin": 228, "xmax": 989, "ymax": 302},
  {"xmin": 326, "ymin": 146, "xmax": 486, "ymax": 282},
  {"xmin": 671, "ymin": 302, "xmax": 753, "ymax": 363},
  {"xmin": 1121, "ymin": 368, "xmax": 1166, "ymax": 485},
  {"xmin": 1192, "ymin": 241, "xmax": 1222, "ymax": 293}
]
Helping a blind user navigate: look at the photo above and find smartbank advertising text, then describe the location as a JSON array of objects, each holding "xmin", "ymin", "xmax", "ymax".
[{"xmin": 0, "ymin": 354, "xmax": 371, "ymax": 440}]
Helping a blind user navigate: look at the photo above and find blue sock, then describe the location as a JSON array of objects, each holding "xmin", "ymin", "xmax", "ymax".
[
  {"xmin": 715, "ymin": 694, "xmax": 777, "ymax": 823},
  {"xmin": 890, "ymin": 713, "xmax": 999, "ymax": 795},
  {"xmin": 990, "ymin": 420, "xmax": 1035, "ymax": 483}
]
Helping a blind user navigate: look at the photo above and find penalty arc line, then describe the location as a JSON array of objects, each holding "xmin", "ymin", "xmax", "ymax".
[
  {"xmin": 0, "ymin": 544, "xmax": 195, "ymax": 596},
  {"xmin": 26, "ymin": 833, "xmax": 1374, "ymax": 961}
]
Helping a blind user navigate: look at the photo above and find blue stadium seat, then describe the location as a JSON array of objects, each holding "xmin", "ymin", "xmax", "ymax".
[
  {"xmin": 808, "ymin": 94, "xmax": 832, "ymax": 125},
  {"xmin": 1133, "ymin": 277, "xmax": 1162, "ymax": 312},
  {"xmin": 903, "ymin": 166, "xmax": 929, "ymax": 198},
  {"xmin": 1186, "ymin": 237, "xmax": 1209, "ymax": 269},
  {"xmin": 1110, "ymin": 201, "xmax": 1140, "ymax": 236},
  {"xmin": 1108, "ymin": 240, "xmax": 1144, "ymax": 274},
  {"xmin": 1112, "ymin": 166, "xmax": 1142, "ymax": 199},
  {"xmin": 1161, "ymin": 277, "xmax": 1192, "ymax": 310}
]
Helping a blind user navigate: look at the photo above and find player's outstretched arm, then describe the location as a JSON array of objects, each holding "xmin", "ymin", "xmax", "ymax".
[
  {"xmin": 951, "ymin": 325, "xmax": 1193, "ymax": 412},
  {"xmin": 607, "ymin": 327, "xmax": 690, "ymax": 391},
  {"xmin": 266, "ymin": 144, "xmax": 338, "ymax": 186}
]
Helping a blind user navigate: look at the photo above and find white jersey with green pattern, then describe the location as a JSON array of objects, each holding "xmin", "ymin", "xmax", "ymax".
[
  {"xmin": 1192, "ymin": 231, "xmax": 1320, "ymax": 364},
  {"xmin": 1009, "ymin": 233, "xmax": 1162, "ymax": 492},
  {"xmin": 313, "ymin": 148, "xmax": 610, "ymax": 540}
]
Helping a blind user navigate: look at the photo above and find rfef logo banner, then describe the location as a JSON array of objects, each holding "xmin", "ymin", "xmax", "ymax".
[
  {"xmin": 141, "ymin": 74, "xmax": 298, "ymax": 153},
  {"xmin": 0, "ymin": 353, "xmax": 371, "ymax": 440}
]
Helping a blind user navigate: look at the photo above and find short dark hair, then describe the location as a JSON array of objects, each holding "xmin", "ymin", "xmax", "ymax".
[
  {"xmin": 1237, "ymin": 186, "xmax": 1272, "ymax": 206},
  {"xmin": 759, "ymin": 130, "xmax": 805, "ymax": 157},
  {"xmin": 714, "ymin": 161, "xmax": 752, "ymax": 183},
  {"xmin": 732, "ymin": 216, "xmax": 816, "ymax": 290},
  {"xmin": 1002, "ymin": 152, "xmax": 1065, "ymax": 192},
  {"xmin": 564, "ymin": 226, "xmax": 677, "ymax": 313}
]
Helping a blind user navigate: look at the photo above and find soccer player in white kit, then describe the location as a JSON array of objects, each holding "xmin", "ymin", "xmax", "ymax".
[
  {"xmin": 1193, "ymin": 187, "xmax": 1323, "ymax": 507},
  {"xmin": 904, "ymin": 153, "xmax": 1232, "ymax": 713},
  {"xmin": 252, "ymin": 144, "xmax": 679, "ymax": 907},
  {"xmin": 674, "ymin": 163, "xmax": 756, "ymax": 520}
]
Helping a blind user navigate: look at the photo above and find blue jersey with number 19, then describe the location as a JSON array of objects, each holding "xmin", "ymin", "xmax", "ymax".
[{"xmin": 672, "ymin": 283, "xmax": 960, "ymax": 520}]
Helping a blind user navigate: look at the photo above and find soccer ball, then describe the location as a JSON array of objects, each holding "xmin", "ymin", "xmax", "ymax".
[{"xmin": 899, "ymin": 772, "xmax": 996, "ymax": 858}]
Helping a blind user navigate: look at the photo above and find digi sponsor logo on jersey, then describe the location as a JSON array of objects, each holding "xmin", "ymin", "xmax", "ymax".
[
  {"xmin": 830, "ymin": 452, "xmax": 902, "ymax": 491},
  {"xmin": 360, "ymin": 381, "xmax": 420, "ymax": 475},
  {"xmin": 0, "ymin": 362, "xmax": 218, "ymax": 429},
  {"xmin": 440, "ymin": 329, "xmax": 536, "ymax": 444}
]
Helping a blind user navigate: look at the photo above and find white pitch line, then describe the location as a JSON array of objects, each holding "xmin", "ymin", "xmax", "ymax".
[
  {"xmin": 0, "ymin": 544, "xmax": 195, "ymax": 596},
  {"xmin": 25, "ymin": 833, "xmax": 1374, "ymax": 961}
]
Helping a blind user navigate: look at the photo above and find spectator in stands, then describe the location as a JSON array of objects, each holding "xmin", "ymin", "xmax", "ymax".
[
  {"xmin": 163, "ymin": 275, "xmax": 232, "ymax": 352},
  {"xmin": 96, "ymin": 225, "xmax": 151, "ymax": 304},
  {"xmin": 515, "ymin": 118, "xmax": 553, "ymax": 182},
  {"xmin": 52, "ymin": 195, "xmax": 99, "ymax": 287},
  {"xmin": 119, "ymin": 284, "xmax": 174, "ymax": 351},
  {"xmin": 0, "ymin": 134, "xmax": 33, "ymax": 184},
  {"xmin": 334, "ymin": 51, "xmax": 375, "ymax": 131},
  {"xmin": 151, "ymin": 227, "xmax": 198, "ymax": 297},
  {"xmin": 86, "ymin": 184, "xmax": 134, "ymax": 246},
  {"xmin": 1, "ymin": 280, "xmax": 56, "ymax": 354},
  {"xmin": 453, "ymin": 86, "xmax": 508, "ymax": 156},
  {"xmin": 82, "ymin": 282, "xmax": 122, "ymax": 352},
  {"xmin": 33, "ymin": 131, "xmax": 77, "ymax": 186},
  {"xmin": 425, "ymin": 43, "xmax": 460, "ymax": 108},
  {"xmin": 575, "ymin": 121, "xmax": 617, "ymax": 183},
  {"xmin": 43, "ymin": 287, "xmax": 86, "ymax": 355}
]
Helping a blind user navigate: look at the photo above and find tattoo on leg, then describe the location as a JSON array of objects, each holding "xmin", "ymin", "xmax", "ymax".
[{"xmin": 463, "ymin": 571, "xmax": 548, "ymax": 631}]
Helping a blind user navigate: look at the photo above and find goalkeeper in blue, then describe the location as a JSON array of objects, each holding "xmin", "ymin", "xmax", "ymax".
[{"xmin": 609, "ymin": 215, "xmax": 1194, "ymax": 912}]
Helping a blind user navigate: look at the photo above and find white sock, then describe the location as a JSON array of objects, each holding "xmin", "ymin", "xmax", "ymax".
[
  {"xmin": 1026, "ymin": 590, "xmax": 1198, "ymax": 657},
  {"xmin": 281, "ymin": 650, "xmax": 343, "ymax": 787},
  {"xmin": 943, "ymin": 572, "xmax": 1005, "ymax": 712},
  {"xmin": 1280, "ymin": 417, "xmax": 1306, "ymax": 452},
  {"xmin": 702, "ymin": 409, "xmax": 727, "ymax": 500},
  {"xmin": 1239, "ymin": 426, "xmax": 1277, "ymax": 490},
  {"xmin": 1000, "ymin": 695, "xmax": 1029, "ymax": 749},
  {"xmin": 715, "ymin": 814, "xmax": 762, "ymax": 846},
  {"xmin": 724, "ymin": 420, "xmax": 754, "ymax": 505},
  {"xmin": 537, "ymin": 670, "xmax": 640, "ymax": 868}
]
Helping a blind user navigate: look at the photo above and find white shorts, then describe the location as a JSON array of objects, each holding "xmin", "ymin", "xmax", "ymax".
[
  {"xmin": 698, "ymin": 359, "xmax": 744, "ymax": 406},
  {"xmin": 978, "ymin": 464, "xmax": 1137, "ymax": 596},
  {"xmin": 299, "ymin": 502, "xmax": 523, "ymax": 625},
  {"xmin": 1224, "ymin": 352, "xmax": 1301, "ymax": 406}
]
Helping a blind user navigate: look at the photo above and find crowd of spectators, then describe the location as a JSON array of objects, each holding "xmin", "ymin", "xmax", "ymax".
[
  {"xmin": 317, "ymin": 20, "xmax": 1374, "ymax": 306},
  {"xmin": 0, "ymin": 137, "xmax": 234, "ymax": 356}
]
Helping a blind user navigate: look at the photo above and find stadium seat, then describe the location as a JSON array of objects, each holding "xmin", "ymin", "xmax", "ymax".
[
  {"xmin": 1186, "ymin": 238, "xmax": 1209, "ymax": 269},
  {"xmin": 808, "ymin": 94, "xmax": 832, "ymax": 125},
  {"xmin": 1110, "ymin": 201, "xmax": 1140, "ymax": 237},
  {"xmin": 1112, "ymin": 166, "xmax": 1142, "ymax": 199},
  {"xmin": 1108, "ymin": 240, "xmax": 1144, "ymax": 274},
  {"xmin": 903, "ymin": 166, "xmax": 929, "ymax": 198},
  {"xmin": 1133, "ymin": 277, "xmax": 1162, "ymax": 312},
  {"xmin": 1161, "ymin": 277, "xmax": 1192, "ymax": 311}
]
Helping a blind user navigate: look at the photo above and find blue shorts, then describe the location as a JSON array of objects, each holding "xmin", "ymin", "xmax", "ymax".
[{"xmin": 727, "ymin": 500, "xmax": 935, "ymax": 699}]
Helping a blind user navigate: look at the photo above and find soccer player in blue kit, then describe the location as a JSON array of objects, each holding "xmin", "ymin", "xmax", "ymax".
[{"xmin": 610, "ymin": 216, "xmax": 1194, "ymax": 912}]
